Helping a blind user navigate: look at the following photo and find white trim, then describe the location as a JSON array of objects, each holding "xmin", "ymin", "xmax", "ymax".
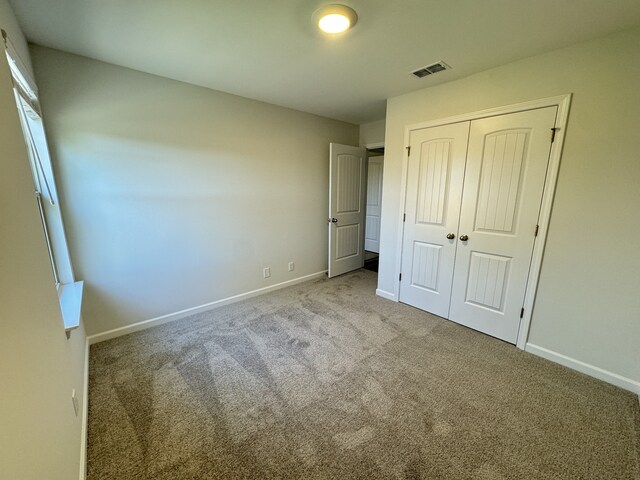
[
  {"xmin": 59, "ymin": 280, "xmax": 83, "ymax": 333},
  {"xmin": 79, "ymin": 337, "xmax": 89, "ymax": 480},
  {"xmin": 375, "ymin": 288, "xmax": 397, "ymax": 301},
  {"xmin": 364, "ymin": 142, "xmax": 385, "ymax": 150},
  {"xmin": 516, "ymin": 95, "xmax": 572, "ymax": 349},
  {"xmin": 402, "ymin": 95, "xmax": 572, "ymax": 132},
  {"xmin": 88, "ymin": 271, "xmax": 327, "ymax": 345},
  {"xmin": 525, "ymin": 343, "xmax": 640, "ymax": 394},
  {"xmin": 2, "ymin": 30, "xmax": 39, "ymax": 104},
  {"xmin": 393, "ymin": 94, "xmax": 572, "ymax": 348},
  {"xmin": 393, "ymin": 127, "xmax": 412, "ymax": 301}
]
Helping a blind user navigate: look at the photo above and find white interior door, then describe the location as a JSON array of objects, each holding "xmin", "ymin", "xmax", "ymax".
[
  {"xmin": 365, "ymin": 155, "xmax": 384, "ymax": 253},
  {"xmin": 399, "ymin": 122, "xmax": 470, "ymax": 317},
  {"xmin": 328, "ymin": 143, "xmax": 367, "ymax": 278},
  {"xmin": 449, "ymin": 107, "xmax": 557, "ymax": 343}
]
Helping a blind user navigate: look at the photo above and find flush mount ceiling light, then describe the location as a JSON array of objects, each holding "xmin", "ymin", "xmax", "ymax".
[{"xmin": 314, "ymin": 4, "xmax": 358, "ymax": 34}]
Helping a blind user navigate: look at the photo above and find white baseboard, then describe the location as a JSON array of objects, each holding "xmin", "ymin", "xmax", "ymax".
[
  {"xmin": 376, "ymin": 288, "xmax": 397, "ymax": 301},
  {"xmin": 525, "ymin": 343, "xmax": 640, "ymax": 394},
  {"xmin": 88, "ymin": 271, "xmax": 327, "ymax": 345},
  {"xmin": 79, "ymin": 337, "xmax": 89, "ymax": 480}
]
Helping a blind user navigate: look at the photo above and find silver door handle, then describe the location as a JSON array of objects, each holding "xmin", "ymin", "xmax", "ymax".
[
  {"xmin": 446, "ymin": 233, "xmax": 455, "ymax": 239},
  {"xmin": 328, "ymin": 218, "xmax": 338, "ymax": 223},
  {"xmin": 459, "ymin": 234, "xmax": 469, "ymax": 241}
]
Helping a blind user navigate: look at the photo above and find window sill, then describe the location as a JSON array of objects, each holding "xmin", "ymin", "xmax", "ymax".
[{"xmin": 58, "ymin": 280, "xmax": 84, "ymax": 339}]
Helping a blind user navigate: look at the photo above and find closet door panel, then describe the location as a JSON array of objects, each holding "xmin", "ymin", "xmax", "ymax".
[
  {"xmin": 399, "ymin": 122, "xmax": 469, "ymax": 317},
  {"xmin": 449, "ymin": 107, "xmax": 557, "ymax": 343}
]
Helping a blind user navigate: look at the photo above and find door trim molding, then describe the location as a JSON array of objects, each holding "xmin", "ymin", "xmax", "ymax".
[{"xmin": 393, "ymin": 94, "xmax": 572, "ymax": 350}]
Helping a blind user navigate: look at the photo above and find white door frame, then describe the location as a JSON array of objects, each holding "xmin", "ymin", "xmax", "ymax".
[{"xmin": 392, "ymin": 94, "xmax": 572, "ymax": 350}]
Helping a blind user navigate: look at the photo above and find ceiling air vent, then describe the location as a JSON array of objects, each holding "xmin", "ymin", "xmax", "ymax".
[{"xmin": 411, "ymin": 61, "xmax": 450, "ymax": 78}]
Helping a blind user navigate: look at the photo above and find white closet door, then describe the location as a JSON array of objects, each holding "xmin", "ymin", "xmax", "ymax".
[
  {"xmin": 328, "ymin": 143, "xmax": 367, "ymax": 278},
  {"xmin": 365, "ymin": 156, "xmax": 384, "ymax": 253},
  {"xmin": 399, "ymin": 122, "xmax": 470, "ymax": 317},
  {"xmin": 449, "ymin": 107, "xmax": 557, "ymax": 343}
]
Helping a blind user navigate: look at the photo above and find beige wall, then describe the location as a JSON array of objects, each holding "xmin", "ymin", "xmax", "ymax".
[
  {"xmin": 359, "ymin": 118, "xmax": 386, "ymax": 147},
  {"xmin": 0, "ymin": 2, "xmax": 87, "ymax": 479},
  {"xmin": 378, "ymin": 27, "xmax": 640, "ymax": 385},
  {"xmin": 30, "ymin": 46, "xmax": 359, "ymax": 336}
]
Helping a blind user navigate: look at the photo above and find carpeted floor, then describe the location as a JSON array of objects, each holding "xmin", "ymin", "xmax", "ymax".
[{"xmin": 87, "ymin": 270, "xmax": 640, "ymax": 479}]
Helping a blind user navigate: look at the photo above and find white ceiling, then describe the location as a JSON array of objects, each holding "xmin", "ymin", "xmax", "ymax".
[{"xmin": 9, "ymin": 0, "xmax": 640, "ymax": 124}]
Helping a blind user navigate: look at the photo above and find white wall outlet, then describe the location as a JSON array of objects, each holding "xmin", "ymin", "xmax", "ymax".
[
  {"xmin": 263, "ymin": 267, "xmax": 271, "ymax": 279},
  {"xmin": 71, "ymin": 389, "xmax": 79, "ymax": 417},
  {"xmin": 288, "ymin": 262, "xmax": 294, "ymax": 272}
]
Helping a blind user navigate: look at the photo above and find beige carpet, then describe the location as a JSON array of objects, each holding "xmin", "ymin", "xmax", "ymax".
[{"xmin": 87, "ymin": 270, "xmax": 640, "ymax": 479}]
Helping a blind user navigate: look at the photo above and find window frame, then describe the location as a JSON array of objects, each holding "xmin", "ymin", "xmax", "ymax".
[{"xmin": 3, "ymin": 29, "xmax": 83, "ymax": 335}]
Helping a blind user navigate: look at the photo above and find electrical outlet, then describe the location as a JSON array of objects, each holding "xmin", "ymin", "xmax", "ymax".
[
  {"xmin": 71, "ymin": 389, "xmax": 79, "ymax": 417},
  {"xmin": 263, "ymin": 267, "xmax": 271, "ymax": 279},
  {"xmin": 288, "ymin": 262, "xmax": 294, "ymax": 272}
]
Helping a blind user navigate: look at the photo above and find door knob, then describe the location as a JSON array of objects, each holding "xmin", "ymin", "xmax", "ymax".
[
  {"xmin": 446, "ymin": 233, "xmax": 455, "ymax": 239},
  {"xmin": 459, "ymin": 234, "xmax": 469, "ymax": 241},
  {"xmin": 328, "ymin": 218, "xmax": 338, "ymax": 223}
]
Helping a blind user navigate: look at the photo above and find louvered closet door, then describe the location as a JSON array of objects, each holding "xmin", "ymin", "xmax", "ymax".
[
  {"xmin": 399, "ymin": 122, "xmax": 470, "ymax": 317},
  {"xmin": 449, "ymin": 107, "xmax": 557, "ymax": 343}
]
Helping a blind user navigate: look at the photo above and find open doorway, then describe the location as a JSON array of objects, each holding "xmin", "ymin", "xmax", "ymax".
[{"xmin": 364, "ymin": 145, "xmax": 384, "ymax": 273}]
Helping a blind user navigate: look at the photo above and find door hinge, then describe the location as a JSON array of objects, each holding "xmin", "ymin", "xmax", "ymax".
[
  {"xmin": 551, "ymin": 127, "xmax": 559, "ymax": 143},
  {"xmin": 399, "ymin": 273, "xmax": 402, "ymax": 282},
  {"xmin": 403, "ymin": 213, "xmax": 406, "ymax": 222},
  {"xmin": 406, "ymin": 146, "xmax": 411, "ymax": 156},
  {"xmin": 535, "ymin": 224, "xmax": 539, "ymax": 236},
  {"xmin": 520, "ymin": 307, "xmax": 525, "ymax": 319}
]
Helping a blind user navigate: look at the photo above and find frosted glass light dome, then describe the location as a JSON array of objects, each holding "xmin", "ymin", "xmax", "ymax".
[{"xmin": 314, "ymin": 5, "xmax": 358, "ymax": 34}]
